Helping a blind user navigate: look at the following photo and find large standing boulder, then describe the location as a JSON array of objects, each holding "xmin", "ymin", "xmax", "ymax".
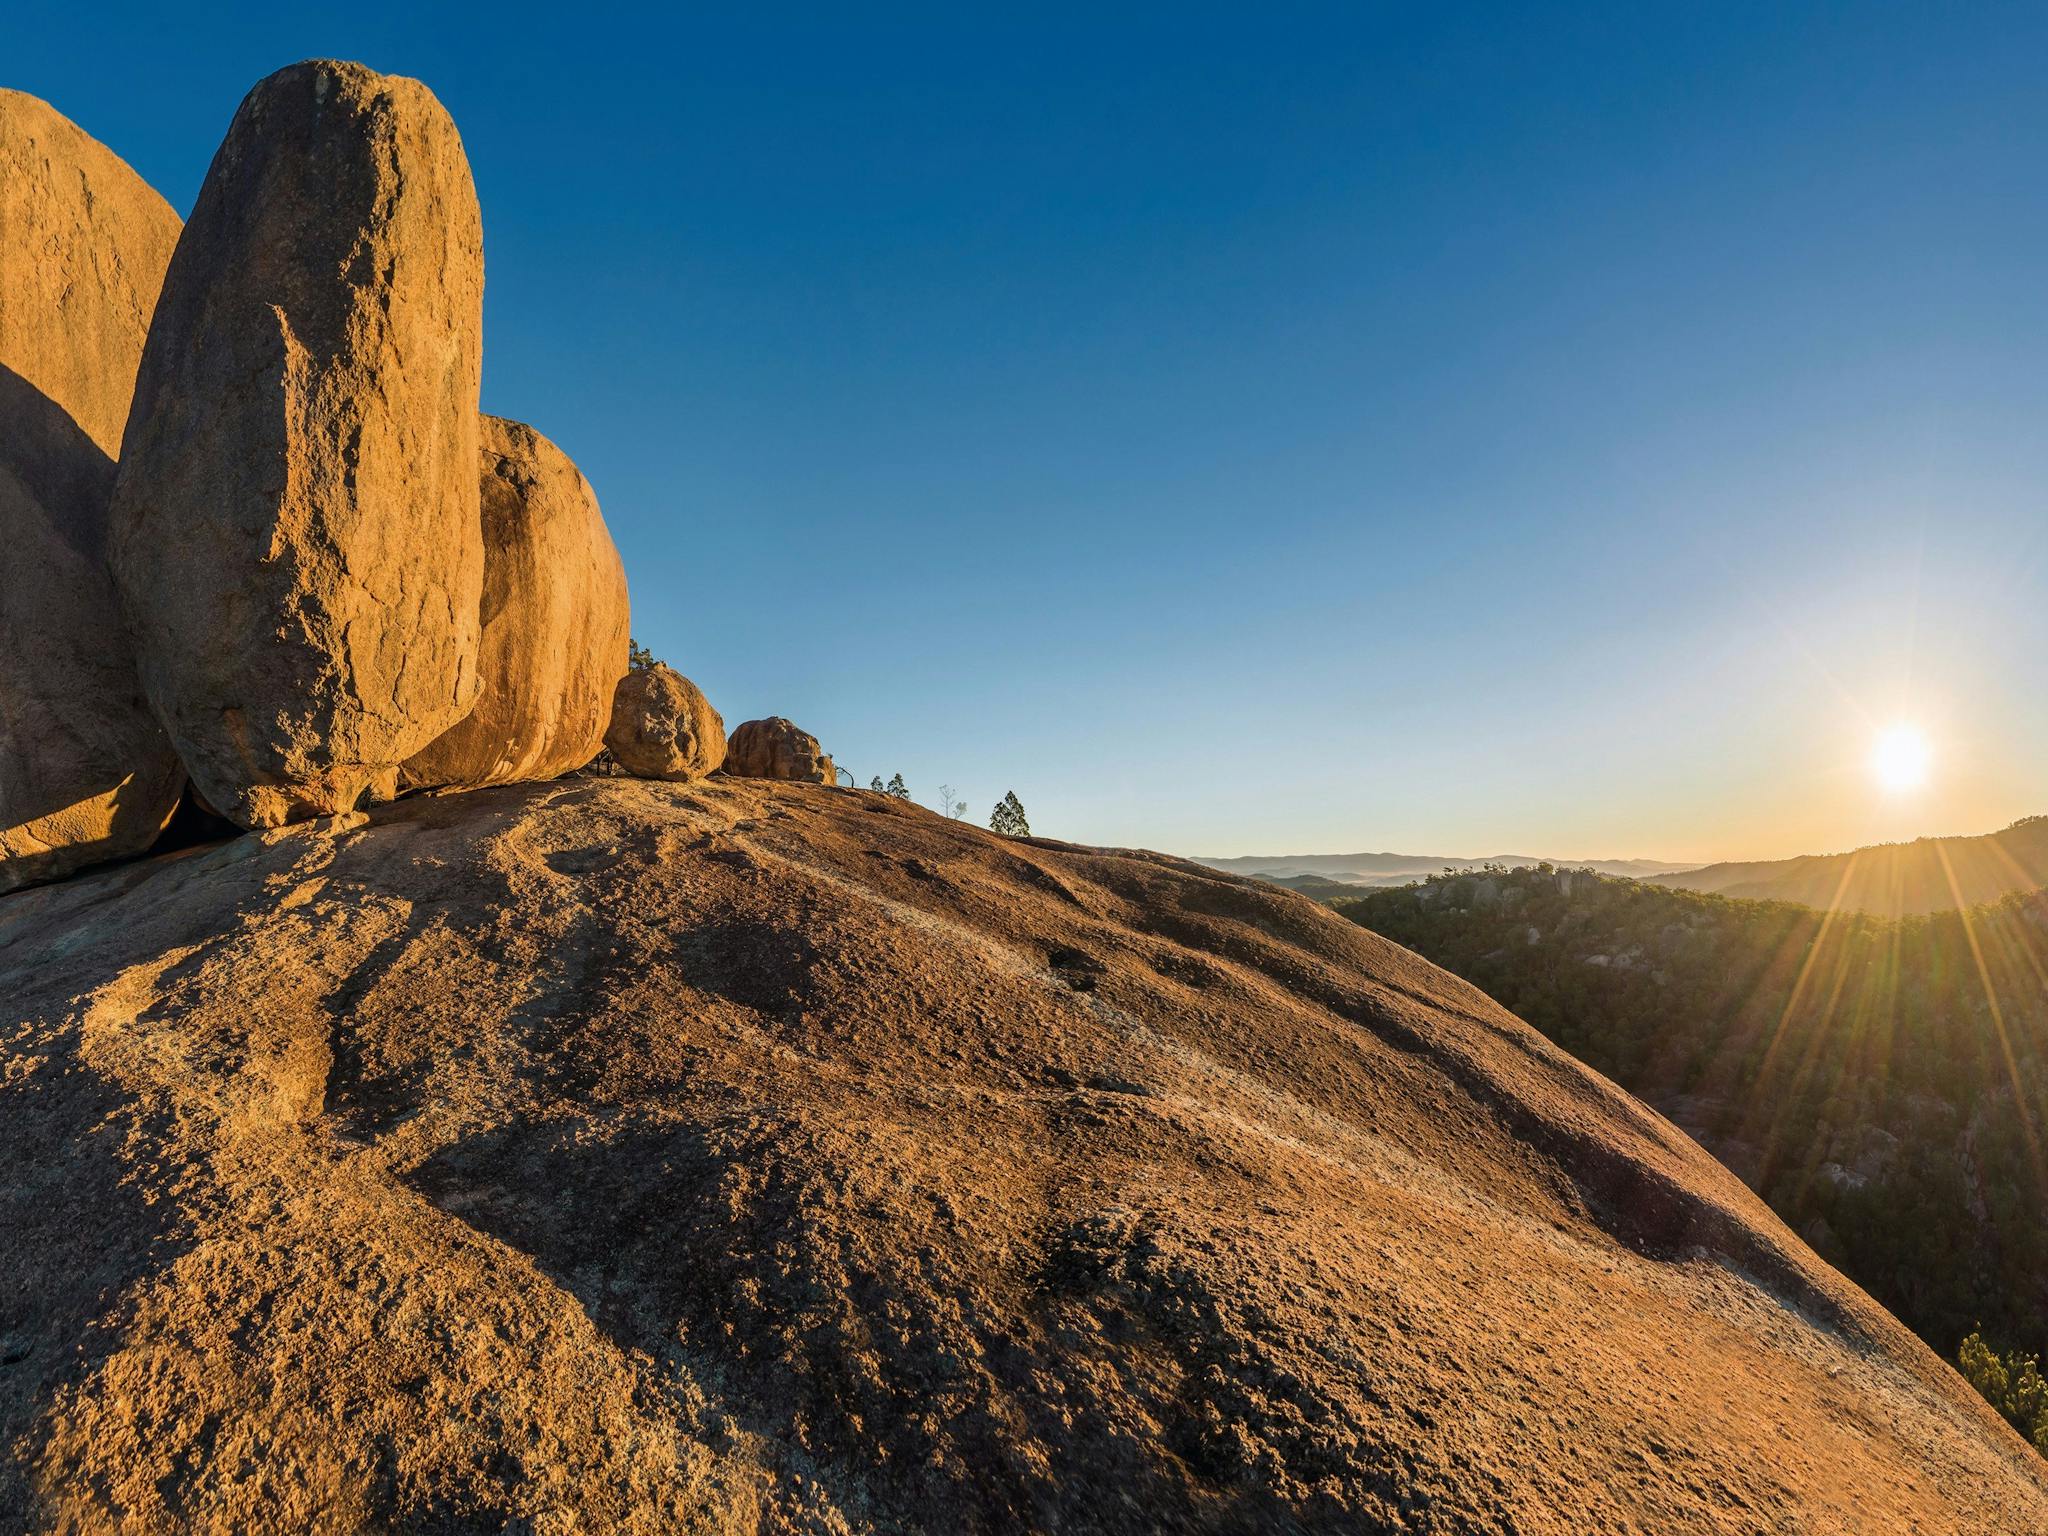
[
  {"xmin": 0, "ymin": 90, "xmax": 186, "ymax": 893},
  {"xmin": 604, "ymin": 666, "xmax": 725, "ymax": 782},
  {"xmin": 108, "ymin": 60, "xmax": 486, "ymax": 829},
  {"xmin": 401, "ymin": 417, "xmax": 630, "ymax": 791},
  {"xmin": 722, "ymin": 716, "xmax": 836, "ymax": 784}
]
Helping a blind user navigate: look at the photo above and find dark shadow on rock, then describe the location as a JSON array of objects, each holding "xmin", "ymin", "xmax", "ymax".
[
  {"xmin": 406, "ymin": 1111, "xmax": 1052, "ymax": 1529},
  {"xmin": 0, "ymin": 362, "xmax": 183, "ymax": 879},
  {"xmin": 0, "ymin": 1019, "xmax": 190, "ymax": 1526},
  {"xmin": 145, "ymin": 784, "xmax": 240, "ymax": 860},
  {"xmin": 667, "ymin": 916, "xmax": 826, "ymax": 1024},
  {"xmin": 408, "ymin": 1109, "xmax": 1350, "ymax": 1534},
  {"xmin": 0, "ymin": 362, "xmax": 113, "ymax": 565}
]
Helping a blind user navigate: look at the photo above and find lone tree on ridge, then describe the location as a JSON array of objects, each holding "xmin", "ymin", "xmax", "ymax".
[{"xmin": 989, "ymin": 792, "xmax": 1029, "ymax": 837}]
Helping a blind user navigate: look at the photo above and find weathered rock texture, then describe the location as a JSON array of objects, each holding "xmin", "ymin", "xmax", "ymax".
[
  {"xmin": 107, "ymin": 60, "xmax": 485, "ymax": 830},
  {"xmin": 1, "ymin": 778, "xmax": 2043, "ymax": 1532},
  {"xmin": 722, "ymin": 716, "xmax": 835, "ymax": 784},
  {"xmin": 604, "ymin": 665, "xmax": 725, "ymax": 781},
  {"xmin": 0, "ymin": 90, "xmax": 186, "ymax": 893},
  {"xmin": 401, "ymin": 416, "xmax": 629, "ymax": 790}
]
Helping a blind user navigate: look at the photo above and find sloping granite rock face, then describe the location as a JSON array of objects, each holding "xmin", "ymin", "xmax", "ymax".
[
  {"xmin": 0, "ymin": 89, "xmax": 185, "ymax": 893},
  {"xmin": 402, "ymin": 416, "xmax": 629, "ymax": 790},
  {"xmin": 1, "ymin": 778, "xmax": 2042, "ymax": 1532},
  {"xmin": 109, "ymin": 60, "xmax": 486, "ymax": 829}
]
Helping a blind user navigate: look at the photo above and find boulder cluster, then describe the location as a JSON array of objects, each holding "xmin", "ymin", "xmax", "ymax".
[{"xmin": 0, "ymin": 63, "xmax": 834, "ymax": 895}]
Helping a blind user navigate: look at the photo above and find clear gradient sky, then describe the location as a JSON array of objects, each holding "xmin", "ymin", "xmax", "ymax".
[{"xmin": 15, "ymin": 4, "xmax": 2047, "ymax": 861}]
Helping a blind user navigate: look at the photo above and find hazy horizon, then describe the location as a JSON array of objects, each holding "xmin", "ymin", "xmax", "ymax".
[
  {"xmin": 1192, "ymin": 808, "xmax": 2043, "ymax": 870},
  {"xmin": 16, "ymin": 3, "xmax": 2047, "ymax": 863}
]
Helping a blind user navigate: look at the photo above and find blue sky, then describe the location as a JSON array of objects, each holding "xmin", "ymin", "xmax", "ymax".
[{"xmin": 16, "ymin": 3, "xmax": 2048, "ymax": 859}]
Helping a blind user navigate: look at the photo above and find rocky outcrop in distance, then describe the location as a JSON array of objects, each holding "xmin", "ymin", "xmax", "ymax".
[
  {"xmin": 723, "ymin": 715, "xmax": 836, "ymax": 784},
  {"xmin": 0, "ymin": 91, "xmax": 186, "ymax": 891},
  {"xmin": 108, "ymin": 60, "xmax": 486, "ymax": 829},
  {"xmin": 0, "ymin": 777, "xmax": 2041, "ymax": 1532},
  {"xmin": 604, "ymin": 664, "xmax": 726, "ymax": 781}
]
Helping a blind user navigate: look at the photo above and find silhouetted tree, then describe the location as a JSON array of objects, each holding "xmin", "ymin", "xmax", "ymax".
[
  {"xmin": 628, "ymin": 638, "xmax": 659, "ymax": 671},
  {"xmin": 938, "ymin": 784, "xmax": 968, "ymax": 820},
  {"xmin": 886, "ymin": 773, "xmax": 910, "ymax": 800},
  {"xmin": 870, "ymin": 775, "xmax": 885, "ymax": 792},
  {"xmin": 990, "ymin": 791, "xmax": 1029, "ymax": 836}
]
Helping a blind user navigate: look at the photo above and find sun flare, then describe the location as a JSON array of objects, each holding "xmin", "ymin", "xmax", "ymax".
[{"xmin": 1871, "ymin": 723, "xmax": 1931, "ymax": 793}]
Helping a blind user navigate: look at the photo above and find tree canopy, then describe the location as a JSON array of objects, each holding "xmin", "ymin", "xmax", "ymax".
[{"xmin": 989, "ymin": 792, "xmax": 1029, "ymax": 837}]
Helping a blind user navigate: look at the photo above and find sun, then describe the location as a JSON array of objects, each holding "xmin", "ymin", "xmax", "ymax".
[{"xmin": 1870, "ymin": 723, "xmax": 1931, "ymax": 793}]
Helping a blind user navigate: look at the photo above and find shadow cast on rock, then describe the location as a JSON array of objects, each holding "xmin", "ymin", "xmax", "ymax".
[
  {"xmin": 0, "ymin": 1021, "xmax": 191, "ymax": 1526},
  {"xmin": 0, "ymin": 362, "xmax": 112, "ymax": 565},
  {"xmin": 408, "ymin": 1106, "xmax": 1377, "ymax": 1534}
]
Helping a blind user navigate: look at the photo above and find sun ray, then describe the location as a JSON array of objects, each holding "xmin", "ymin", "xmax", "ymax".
[
  {"xmin": 1933, "ymin": 839, "xmax": 2048, "ymax": 1196},
  {"xmin": 1753, "ymin": 849, "xmax": 1864, "ymax": 1090},
  {"xmin": 1740, "ymin": 851, "xmax": 1870, "ymax": 1182}
]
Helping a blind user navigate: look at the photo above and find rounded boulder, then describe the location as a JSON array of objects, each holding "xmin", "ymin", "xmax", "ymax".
[
  {"xmin": 604, "ymin": 666, "xmax": 725, "ymax": 782},
  {"xmin": 401, "ymin": 417, "xmax": 630, "ymax": 791},
  {"xmin": 722, "ymin": 717, "xmax": 835, "ymax": 785}
]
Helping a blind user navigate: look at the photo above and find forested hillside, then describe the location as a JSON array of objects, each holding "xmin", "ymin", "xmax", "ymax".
[
  {"xmin": 1646, "ymin": 815, "xmax": 2048, "ymax": 916},
  {"xmin": 1336, "ymin": 868, "xmax": 2048, "ymax": 1384}
]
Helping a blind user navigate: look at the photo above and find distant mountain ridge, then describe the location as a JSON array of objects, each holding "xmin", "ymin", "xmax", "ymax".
[
  {"xmin": 1646, "ymin": 815, "xmax": 2048, "ymax": 917},
  {"xmin": 1193, "ymin": 849, "xmax": 1697, "ymax": 887}
]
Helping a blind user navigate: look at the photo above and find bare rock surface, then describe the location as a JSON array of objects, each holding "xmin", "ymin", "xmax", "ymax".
[
  {"xmin": 108, "ymin": 60, "xmax": 485, "ymax": 830},
  {"xmin": 604, "ymin": 665, "xmax": 725, "ymax": 781},
  {"xmin": 401, "ymin": 416, "xmax": 629, "ymax": 791},
  {"xmin": 0, "ymin": 90, "xmax": 185, "ymax": 891},
  {"xmin": 722, "ymin": 716, "xmax": 836, "ymax": 783},
  {"xmin": 0, "ymin": 777, "xmax": 2041, "ymax": 1534}
]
